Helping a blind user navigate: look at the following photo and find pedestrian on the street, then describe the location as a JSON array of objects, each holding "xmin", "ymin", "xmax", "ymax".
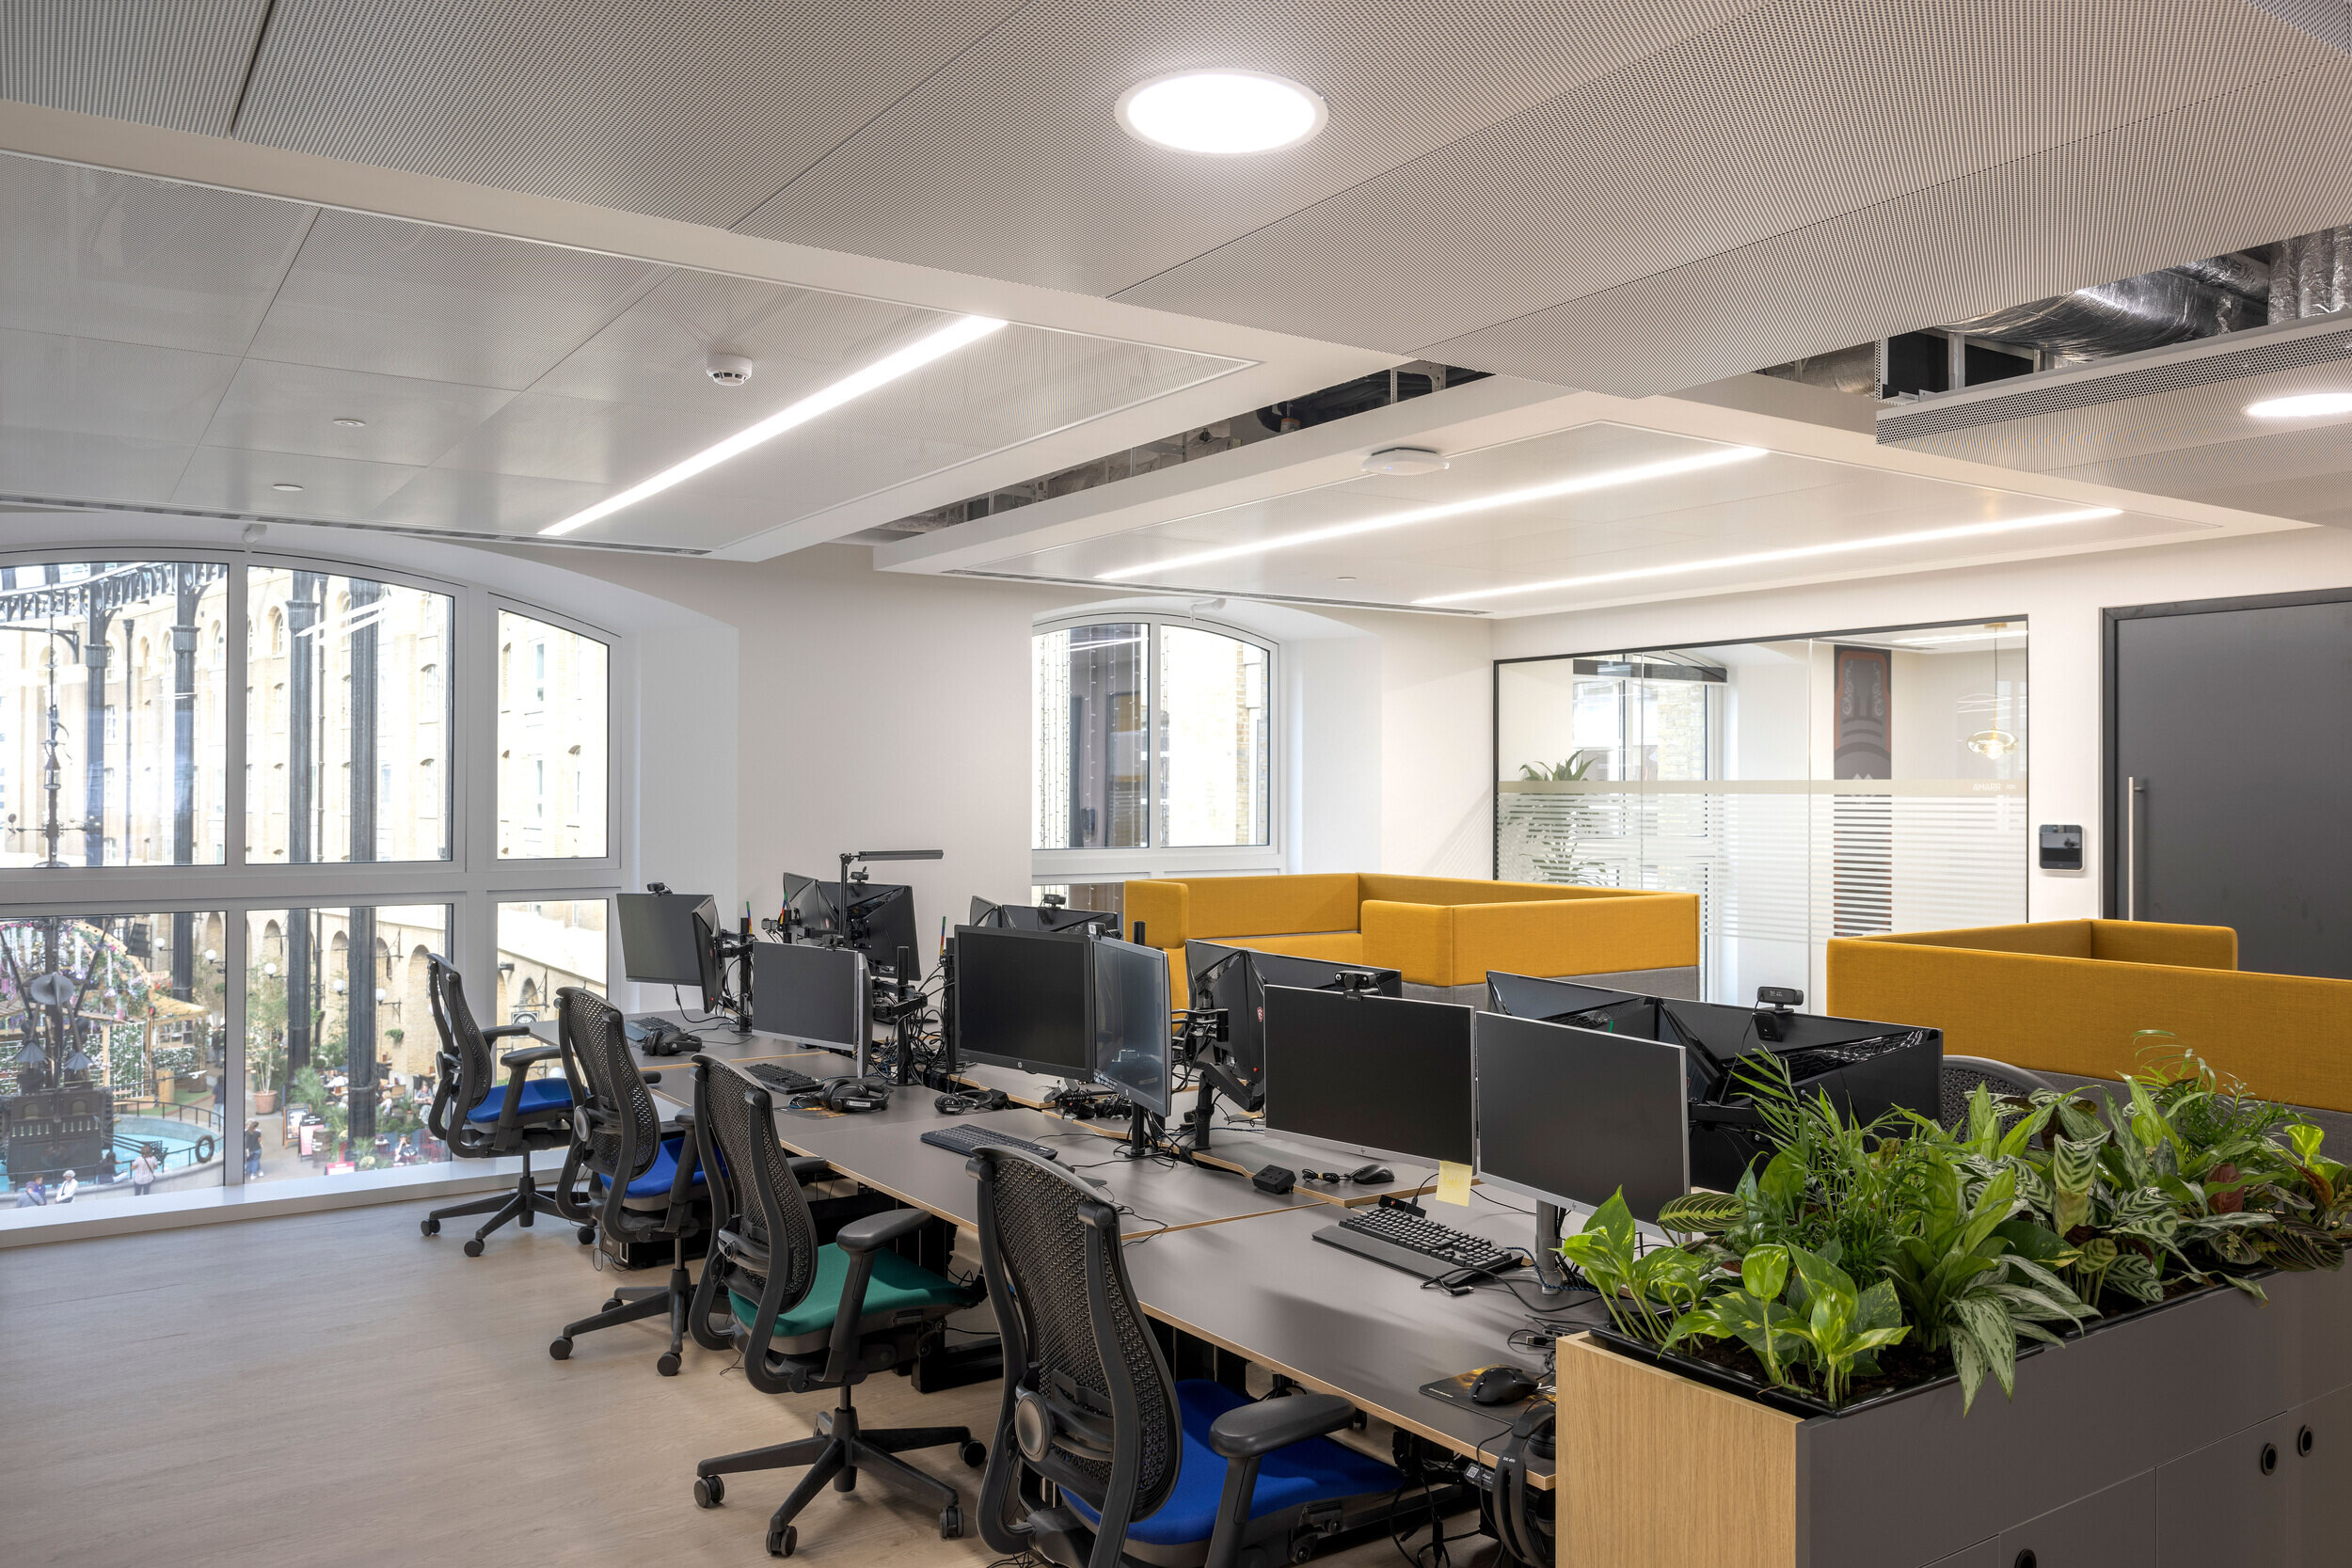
[
  {"xmin": 130, "ymin": 1146, "xmax": 160, "ymax": 1197},
  {"xmin": 244, "ymin": 1119, "xmax": 262, "ymax": 1180}
]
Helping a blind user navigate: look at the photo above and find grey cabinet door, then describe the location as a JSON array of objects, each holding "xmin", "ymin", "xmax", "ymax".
[
  {"xmin": 1923, "ymin": 1540, "xmax": 2000, "ymax": 1568},
  {"xmin": 2296, "ymin": 1384, "xmax": 2352, "ymax": 1546},
  {"xmin": 2153, "ymin": 1413, "xmax": 2299, "ymax": 1566},
  {"xmin": 1994, "ymin": 1469, "xmax": 2154, "ymax": 1568}
]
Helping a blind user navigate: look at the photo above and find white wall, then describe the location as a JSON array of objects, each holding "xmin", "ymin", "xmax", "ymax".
[{"xmin": 1490, "ymin": 523, "xmax": 2352, "ymax": 919}]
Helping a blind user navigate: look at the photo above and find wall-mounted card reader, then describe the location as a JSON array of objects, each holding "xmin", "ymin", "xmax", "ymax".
[{"xmin": 2039, "ymin": 823, "xmax": 2083, "ymax": 870}]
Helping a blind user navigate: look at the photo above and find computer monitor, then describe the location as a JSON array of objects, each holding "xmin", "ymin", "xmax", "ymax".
[
  {"xmin": 1485, "ymin": 971, "xmax": 1661, "ymax": 1037},
  {"xmin": 1474, "ymin": 1012, "xmax": 1690, "ymax": 1225},
  {"xmin": 789, "ymin": 873, "xmax": 921, "ymax": 981},
  {"xmin": 750, "ymin": 941, "xmax": 869, "ymax": 1068},
  {"xmin": 1185, "ymin": 941, "xmax": 1406, "ymax": 1098},
  {"xmin": 1090, "ymin": 937, "xmax": 1172, "ymax": 1119},
  {"xmin": 1261, "ymin": 986, "xmax": 1474, "ymax": 1167},
  {"xmin": 617, "ymin": 892, "xmax": 717, "ymax": 989},
  {"xmin": 971, "ymin": 896, "xmax": 1120, "ymax": 937},
  {"xmin": 951, "ymin": 926, "xmax": 1093, "ymax": 1082}
]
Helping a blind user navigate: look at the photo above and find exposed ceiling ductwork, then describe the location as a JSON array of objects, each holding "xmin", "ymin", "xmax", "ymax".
[{"xmin": 1937, "ymin": 261, "xmax": 2265, "ymax": 358}]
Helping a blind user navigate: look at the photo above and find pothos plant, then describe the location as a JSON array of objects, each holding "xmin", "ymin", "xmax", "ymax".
[{"xmin": 1564, "ymin": 1040, "xmax": 2349, "ymax": 1413}]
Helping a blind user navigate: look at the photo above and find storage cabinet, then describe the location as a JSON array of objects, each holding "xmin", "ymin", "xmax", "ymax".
[
  {"xmin": 1994, "ymin": 1470, "xmax": 2153, "ymax": 1568},
  {"xmin": 2153, "ymin": 1413, "xmax": 2299, "ymax": 1567}
]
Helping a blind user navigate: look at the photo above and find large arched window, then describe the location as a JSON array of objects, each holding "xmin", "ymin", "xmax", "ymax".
[{"xmin": 1032, "ymin": 613, "xmax": 1275, "ymax": 879}]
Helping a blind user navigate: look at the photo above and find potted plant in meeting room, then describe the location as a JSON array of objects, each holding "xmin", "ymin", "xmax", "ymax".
[{"xmin": 1548, "ymin": 1040, "xmax": 2352, "ymax": 1567}]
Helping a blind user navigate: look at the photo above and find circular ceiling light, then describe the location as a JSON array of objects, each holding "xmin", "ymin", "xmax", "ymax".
[
  {"xmin": 1361, "ymin": 446, "xmax": 1448, "ymax": 476},
  {"xmin": 331, "ymin": 417, "xmax": 367, "ymax": 428},
  {"xmin": 1118, "ymin": 71, "xmax": 1327, "ymax": 155},
  {"xmin": 270, "ymin": 483, "xmax": 305, "ymax": 493},
  {"xmin": 2246, "ymin": 391, "xmax": 2352, "ymax": 418}
]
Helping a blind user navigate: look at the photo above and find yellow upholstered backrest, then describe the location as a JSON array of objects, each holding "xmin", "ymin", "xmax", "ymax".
[
  {"xmin": 2089, "ymin": 920, "xmax": 2238, "ymax": 970},
  {"xmin": 1357, "ymin": 874, "xmax": 1622, "ymax": 908},
  {"xmin": 1867, "ymin": 921, "xmax": 2098, "ymax": 959}
]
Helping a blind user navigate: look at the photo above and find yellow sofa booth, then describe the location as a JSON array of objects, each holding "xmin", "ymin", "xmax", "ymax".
[
  {"xmin": 1826, "ymin": 919, "xmax": 2352, "ymax": 1115},
  {"xmin": 1123, "ymin": 873, "xmax": 1701, "ymax": 1008}
]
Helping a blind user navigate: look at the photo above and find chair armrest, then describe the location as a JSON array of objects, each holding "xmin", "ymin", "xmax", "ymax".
[
  {"xmin": 485, "ymin": 1022, "xmax": 535, "ymax": 1040},
  {"xmin": 835, "ymin": 1207, "xmax": 930, "ymax": 1254},
  {"xmin": 641, "ymin": 1070, "xmax": 663, "ymax": 1085},
  {"xmin": 1208, "ymin": 1393, "xmax": 1354, "ymax": 1460},
  {"xmin": 788, "ymin": 1157, "xmax": 834, "ymax": 1184},
  {"xmin": 500, "ymin": 1044, "xmax": 562, "ymax": 1070}
]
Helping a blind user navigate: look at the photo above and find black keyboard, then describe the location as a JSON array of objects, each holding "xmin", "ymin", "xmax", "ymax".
[
  {"xmin": 1316, "ymin": 1205, "xmax": 1520, "ymax": 1280},
  {"xmin": 747, "ymin": 1063, "xmax": 821, "ymax": 1095},
  {"xmin": 918, "ymin": 1124, "xmax": 1060, "ymax": 1163}
]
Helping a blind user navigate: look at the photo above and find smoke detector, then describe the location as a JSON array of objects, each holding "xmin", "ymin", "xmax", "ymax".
[
  {"xmin": 705, "ymin": 352, "xmax": 754, "ymax": 388},
  {"xmin": 1361, "ymin": 446, "xmax": 1448, "ymax": 476}
]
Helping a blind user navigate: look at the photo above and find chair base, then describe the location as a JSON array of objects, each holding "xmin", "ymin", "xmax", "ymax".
[
  {"xmin": 694, "ymin": 1396, "xmax": 980, "ymax": 1557},
  {"xmin": 421, "ymin": 1156, "xmax": 570, "ymax": 1256},
  {"xmin": 551, "ymin": 1261, "xmax": 697, "ymax": 1375}
]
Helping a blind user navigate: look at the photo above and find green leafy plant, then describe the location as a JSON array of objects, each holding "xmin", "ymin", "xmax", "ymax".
[{"xmin": 1517, "ymin": 750, "xmax": 1604, "ymax": 783}]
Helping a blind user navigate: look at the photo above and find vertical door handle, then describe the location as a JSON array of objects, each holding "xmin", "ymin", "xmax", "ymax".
[{"xmin": 2124, "ymin": 777, "xmax": 2145, "ymax": 920}]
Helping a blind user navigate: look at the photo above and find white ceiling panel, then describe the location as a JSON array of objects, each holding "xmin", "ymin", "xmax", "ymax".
[
  {"xmin": 736, "ymin": 0, "xmax": 1770, "ymax": 293},
  {"xmin": 172, "ymin": 446, "xmax": 423, "ymax": 518},
  {"xmin": 368, "ymin": 467, "xmax": 613, "ymax": 537},
  {"xmin": 235, "ymin": 0, "xmax": 1028, "ymax": 228},
  {"xmin": 0, "ymin": 327, "xmax": 240, "ymax": 444},
  {"xmin": 0, "ymin": 2, "xmax": 268, "ymax": 135},
  {"xmin": 0, "ymin": 153, "xmax": 314, "ymax": 355},
  {"xmin": 0, "ymin": 426, "xmax": 191, "ymax": 505},
  {"xmin": 246, "ymin": 212, "xmax": 671, "ymax": 389},
  {"xmin": 1119, "ymin": 0, "xmax": 2341, "ymax": 361},
  {"xmin": 199, "ymin": 360, "xmax": 517, "ymax": 467},
  {"xmin": 428, "ymin": 390, "xmax": 748, "ymax": 490}
]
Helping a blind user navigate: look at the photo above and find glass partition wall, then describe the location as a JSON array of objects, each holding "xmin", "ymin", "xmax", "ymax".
[
  {"xmin": 1496, "ymin": 621, "xmax": 2026, "ymax": 1003},
  {"xmin": 1, "ymin": 554, "xmax": 619, "ymax": 1223}
]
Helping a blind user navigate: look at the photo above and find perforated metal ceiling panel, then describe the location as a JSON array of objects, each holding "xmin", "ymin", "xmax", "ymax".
[
  {"xmin": 0, "ymin": 155, "xmax": 314, "ymax": 356},
  {"xmin": 234, "ymin": 0, "xmax": 1029, "ymax": 229},
  {"xmin": 0, "ymin": 1, "xmax": 269, "ymax": 135},
  {"xmin": 1122, "ymin": 0, "xmax": 2344, "ymax": 372},
  {"xmin": 0, "ymin": 327, "xmax": 239, "ymax": 446},
  {"xmin": 199, "ymin": 361, "xmax": 518, "ymax": 467}
]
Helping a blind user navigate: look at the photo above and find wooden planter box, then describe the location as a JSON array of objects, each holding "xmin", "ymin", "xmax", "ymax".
[{"xmin": 1556, "ymin": 1265, "xmax": 2352, "ymax": 1568}]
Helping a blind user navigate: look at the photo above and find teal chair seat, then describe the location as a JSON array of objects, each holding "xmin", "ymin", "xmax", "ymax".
[{"xmin": 728, "ymin": 1244, "xmax": 973, "ymax": 1350}]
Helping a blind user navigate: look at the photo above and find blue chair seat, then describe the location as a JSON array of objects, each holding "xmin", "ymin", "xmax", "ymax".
[
  {"xmin": 625, "ymin": 1133, "xmax": 705, "ymax": 1198},
  {"xmin": 466, "ymin": 1076, "xmax": 572, "ymax": 1124},
  {"xmin": 1063, "ymin": 1380, "xmax": 1397, "ymax": 1547}
]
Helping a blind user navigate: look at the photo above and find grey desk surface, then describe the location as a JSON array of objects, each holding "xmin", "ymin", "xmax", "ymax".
[
  {"xmin": 767, "ymin": 1103, "xmax": 1329, "ymax": 1240},
  {"xmin": 1121, "ymin": 1199, "xmax": 1597, "ymax": 1485}
]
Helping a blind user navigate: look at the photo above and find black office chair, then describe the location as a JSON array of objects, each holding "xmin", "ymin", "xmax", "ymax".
[
  {"xmin": 1939, "ymin": 1054, "xmax": 2058, "ymax": 1129},
  {"xmin": 419, "ymin": 953, "xmax": 579, "ymax": 1257},
  {"xmin": 686, "ymin": 1054, "xmax": 987, "ymax": 1558},
  {"xmin": 966, "ymin": 1146, "xmax": 1400, "ymax": 1568},
  {"xmin": 548, "ymin": 987, "xmax": 707, "ymax": 1376}
]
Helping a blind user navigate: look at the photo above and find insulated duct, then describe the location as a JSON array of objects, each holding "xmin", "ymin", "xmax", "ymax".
[
  {"xmin": 2268, "ymin": 228, "xmax": 2352, "ymax": 322},
  {"xmin": 1940, "ymin": 260, "xmax": 2265, "ymax": 356}
]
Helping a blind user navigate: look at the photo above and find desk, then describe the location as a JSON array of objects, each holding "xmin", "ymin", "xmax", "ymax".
[
  {"xmin": 525, "ymin": 1009, "xmax": 864, "ymax": 1074},
  {"xmin": 1122, "ymin": 1202, "xmax": 1594, "ymax": 1487}
]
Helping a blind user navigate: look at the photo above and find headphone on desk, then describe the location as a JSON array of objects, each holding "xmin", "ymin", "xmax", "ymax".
[
  {"xmin": 935, "ymin": 1087, "xmax": 1009, "ymax": 1115},
  {"xmin": 1491, "ymin": 1399, "xmax": 1556, "ymax": 1566},
  {"xmin": 818, "ymin": 1077, "xmax": 892, "ymax": 1114}
]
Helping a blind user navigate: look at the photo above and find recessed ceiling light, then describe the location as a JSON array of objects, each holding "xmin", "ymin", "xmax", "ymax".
[
  {"xmin": 331, "ymin": 417, "xmax": 367, "ymax": 428},
  {"xmin": 541, "ymin": 315, "xmax": 1006, "ymax": 537},
  {"xmin": 1118, "ymin": 71, "xmax": 1327, "ymax": 155},
  {"xmin": 271, "ymin": 483, "xmax": 305, "ymax": 493},
  {"xmin": 1096, "ymin": 445, "xmax": 1767, "ymax": 582},
  {"xmin": 1414, "ymin": 508, "xmax": 2122, "ymax": 606},
  {"xmin": 2245, "ymin": 391, "xmax": 2352, "ymax": 418},
  {"xmin": 1361, "ymin": 447, "xmax": 1448, "ymax": 476}
]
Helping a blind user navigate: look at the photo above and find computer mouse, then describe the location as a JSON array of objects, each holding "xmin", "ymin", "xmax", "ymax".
[
  {"xmin": 1348, "ymin": 1164, "xmax": 1393, "ymax": 1184},
  {"xmin": 1470, "ymin": 1366, "xmax": 1538, "ymax": 1406}
]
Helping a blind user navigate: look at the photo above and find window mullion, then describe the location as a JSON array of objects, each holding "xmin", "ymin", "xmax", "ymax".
[{"xmin": 225, "ymin": 558, "xmax": 247, "ymax": 869}]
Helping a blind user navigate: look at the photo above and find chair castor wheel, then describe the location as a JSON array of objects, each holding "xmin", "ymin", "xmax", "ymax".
[
  {"xmin": 766, "ymin": 1522, "xmax": 795, "ymax": 1558},
  {"xmin": 462, "ymin": 1238, "xmax": 485, "ymax": 1258},
  {"xmin": 421, "ymin": 1217, "xmax": 440, "ymax": 1237},
  {"xmin": 577, "ymin": 1225, "xmax": 596, "ymax": 1244},
  {"xmin": 657, "ymin": 1352, "xmax": 681, "ymax": 1377},
  {"xmin": 549, "ymin": 1338, "xmax": 572, "ymax": 1360},
  {"xmin": 961, "ymin": 1440, "xmax": 987, "ymax": 1469},
  {"xmin": 604, "ymin": 1296, "xmax": 623, "ymax": 1312},
  {"xmin": 834, "ymin": 1465, "xmax": 856, "ymax": 1492},
  {"xmin": 692, "ymin": 1474, "xmax": 723, "ymax": 1509},
  {"xmin": 939, "ymin": 1505, "xmax": 963, "ymax": 1539}
]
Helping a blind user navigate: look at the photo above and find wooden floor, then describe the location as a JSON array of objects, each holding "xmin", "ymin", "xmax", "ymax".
[{"xmin": 0, "ymin": 1197, "xmax": 1491, "ymax": 1568}]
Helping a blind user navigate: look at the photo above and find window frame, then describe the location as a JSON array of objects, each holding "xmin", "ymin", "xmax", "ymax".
[
  {"xmin": 1029, "ymin": 610, "xmax": 1283, "ymax": 882},
  {"xmin": 0, "ymin": 544, "xmax": 628, "ymax": 1190}
]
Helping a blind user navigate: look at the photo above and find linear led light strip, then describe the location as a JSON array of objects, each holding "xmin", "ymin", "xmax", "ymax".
[
  {"xmin": 540, "ymin": 315, "xmax": 1007, "ymax": 537},
  {"xmin": 1414, "ymin": 508, "xmax": 2123, "ymax": 606},
  {"xmin": 1093, "ymin": 444, "xmax": 1770, "ymax": 581}
]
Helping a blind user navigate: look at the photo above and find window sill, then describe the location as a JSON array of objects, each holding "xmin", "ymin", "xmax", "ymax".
[{"xmin": 1031, "ymin": 847, "xmax": 1285, "ymax": 881}]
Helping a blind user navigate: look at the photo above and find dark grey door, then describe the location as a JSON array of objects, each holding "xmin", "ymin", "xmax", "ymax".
[{"xmin": 2107, "ymin": 592, "xmax": 2352, "ymax": 978}]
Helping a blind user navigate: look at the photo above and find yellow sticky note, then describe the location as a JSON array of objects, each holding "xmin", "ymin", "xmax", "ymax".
[{"xmin": 1435, "ymin": 1161, "xmax": 1472, "ymax": 1207}]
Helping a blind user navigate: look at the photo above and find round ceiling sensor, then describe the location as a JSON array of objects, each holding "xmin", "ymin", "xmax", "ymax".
[
  {"xmin": 270, "ymin": 482, "xmax": 304, "ymax": 493},
  {"xmin": 2246, "ymin": 391, "xmax": 2352, "ymax": 418},
  {"xmin": 1361, "ymin": 446, "xmax": 1448, "ymax": 476},
  {"xmin": 331, "ymin": 417, "xmax": 367, "ymax": 428},
  {"xmin": 706, "ymin": 352, "xmax": 754, "ymax": 388},
  {"xmin": 1118, "ymin": 71, "xmax": 1327, "ymax": 155}
]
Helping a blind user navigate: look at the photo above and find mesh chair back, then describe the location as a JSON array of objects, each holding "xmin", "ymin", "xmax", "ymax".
[
  {"xmin": 424, "ymin": 954, "xmax": 492, "ymax": 1147},
  {"xmin": 1939, "ymin": 1055, "xmax": 2057, "ymax": 1128},
  {"xmin": 558, "ymin": 987, "xmax": 660, "ymax": 1186},
  {"xmin": 972, "ymin": 1148, "xmax": 1179, "ymax": 1523},
  {"xmin": 692, "ymin": 1057, "xmax": 819, "ymax": 1314}
]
